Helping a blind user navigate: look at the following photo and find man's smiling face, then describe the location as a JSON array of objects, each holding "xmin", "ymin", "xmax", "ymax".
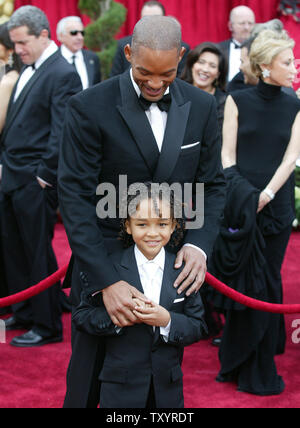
[{"xmin": 125, "ymin": 44, "xmax": 184, "ymax": 102}]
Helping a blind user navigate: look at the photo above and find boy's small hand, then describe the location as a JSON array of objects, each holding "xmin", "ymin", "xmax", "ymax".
[
  {"xmin": 102, "ymin": 281, "xmax": 151, "ymax": 328},
  {"xmin": 133, "ymin": 302, "xmax": 171, "ymax": 328}
]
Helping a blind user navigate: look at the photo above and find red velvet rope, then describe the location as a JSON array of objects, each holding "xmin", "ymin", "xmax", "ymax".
[
  {"xmin": 0, "ymin": 265, "xmax": 68, "ymax": 309},
  {"xmin": 0, "ymin": 265, "xmax": 300, "ymax": 314}
]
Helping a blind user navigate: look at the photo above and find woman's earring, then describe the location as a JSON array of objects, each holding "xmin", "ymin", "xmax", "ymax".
[
  {"xmin": 262, "ymin": 69, "xmax": 271, "ymax": 79},
  {"xmin": 8, "ymin": 53, "xmax": 14, "ymax": 68}
]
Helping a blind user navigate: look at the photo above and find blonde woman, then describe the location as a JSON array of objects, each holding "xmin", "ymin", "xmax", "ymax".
[{"xmin": 217, "ymin": 30, "xmax": 300, "ymax": 395}]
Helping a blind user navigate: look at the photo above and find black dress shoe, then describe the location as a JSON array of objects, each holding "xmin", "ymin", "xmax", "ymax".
[
  {"xmin": 3, "ymin": 316, "xmax": 32, "ymax": 331},
  {"xmin": 10, "ymin": 330, "xmax": 63, "ymax": 348}
]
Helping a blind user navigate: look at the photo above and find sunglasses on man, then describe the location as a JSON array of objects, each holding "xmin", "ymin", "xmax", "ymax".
[{"xmin": 70, "ymin": 30, "xmax": 85, "ymax": 36}]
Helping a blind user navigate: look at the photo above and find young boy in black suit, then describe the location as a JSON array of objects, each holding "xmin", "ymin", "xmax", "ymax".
[{"xmin": 73, "ymin": 184, "xmax": 207, "ymax": 408}]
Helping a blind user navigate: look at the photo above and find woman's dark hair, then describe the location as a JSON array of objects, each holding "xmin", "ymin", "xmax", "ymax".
[
  {"xmin": 119, "ymin": 182, "xmax": 185, "ymax": 249},
  {"xmin": 181, "ymin": 42, "xmax": 228, "ymax": 91},
  {"xmin": 0, "ymin": 23, "xmax": 23, "ymax": 73}
]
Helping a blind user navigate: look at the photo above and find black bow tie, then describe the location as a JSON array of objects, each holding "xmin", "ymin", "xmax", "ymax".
[
  {"xmin": 25, "ymin": 63, "xmax": 35, "ymax": 70},
  {"xmin": 139, "ymin": 93, "xmax": 172, "ymax": 112},
  {"xmin": 232, "ymin": 40, "xmax": 241, "ymax": 49}
]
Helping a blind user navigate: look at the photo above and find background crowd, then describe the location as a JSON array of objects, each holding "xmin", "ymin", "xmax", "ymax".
[{"xmin": 0, "ymin": 0, "xmax": 300, "ymax": 407}]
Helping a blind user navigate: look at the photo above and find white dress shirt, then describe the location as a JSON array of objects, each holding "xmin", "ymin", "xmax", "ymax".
[
  {"xmin": 130, "ymin": 69, "xmax": 207, "ymax": 261},
  {"xmin": 14, "ymin": 41, "xmax": 58, "ymax": 102},
  {"xmin": 228, "ymin": 39, "xmax": 242, "ymax": 82},
  {"xmin": 61, "ymin": 45, "xmax": 89, "ymax": 90},
  {"xmin": 134, "ymin": 245, "xmax": 171, "ymax": 340}
]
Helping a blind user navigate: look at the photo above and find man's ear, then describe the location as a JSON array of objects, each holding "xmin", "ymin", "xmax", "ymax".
[
  {"xmin": 179, "ymin": 46, "xmax": 186, "ymax": 63},
  {"xmin": 124, "ymin": 44, "xmax": 132, "ymax": 64}
]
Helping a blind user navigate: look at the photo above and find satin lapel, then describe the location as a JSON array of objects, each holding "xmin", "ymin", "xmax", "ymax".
[
  {"xmin": 117, "ymin": 71, "xmax": 160, "ymax": 176},
  {"xmin": 2, "ymin": 52, "xmax": 59, "ymax": 138},
  {"xmin": 159, "ymin": 252, "xmax": 178, "ymax": 312},
  {"xmin": 153, "ymin": 81, "xmax": 191, "ymax": 183},
  {"xmin": 118, "ymin": 246, "xmax": 144, "ymax": 294},
  {"xmin": 82, "ymin": 50, "xmax": 93, "ymax": 87}
]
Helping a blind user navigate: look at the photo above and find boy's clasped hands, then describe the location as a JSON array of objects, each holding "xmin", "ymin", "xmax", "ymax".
[{"xmin": 132, "ymin": 297, "xmax": 171, "ymax": 329}]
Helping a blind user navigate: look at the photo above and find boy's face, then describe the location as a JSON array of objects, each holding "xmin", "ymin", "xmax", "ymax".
[{"xmin": 126, "ymin": 198, "xmax": 176, "ymax": 260}]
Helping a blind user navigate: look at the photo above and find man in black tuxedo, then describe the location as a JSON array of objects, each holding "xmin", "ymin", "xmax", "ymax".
[
  {"xmin": 0, "ymin": 6, "xmax": 82, "ymax": 347},
  {"xmin": 219, "ymin": 5, "xmax": 256, "ymax": 83},
  {"xmin": 57, "ymin": 16, "xmax": 101, "ymax": 89},
  {"xmin": 59, "ymin": 15, "xmax": 226, "ymax": 407},
  {"xmin": 110, "ymin": 0, "xmax": 190, "ymax": 78}
]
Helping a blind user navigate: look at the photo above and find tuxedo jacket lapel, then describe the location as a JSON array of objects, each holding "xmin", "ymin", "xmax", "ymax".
[
  {"xmin": 2, "ymin": 52, "xmax": 59, "ymax": 139},
  {"xmin": 117, "ymin": 72, "xmax": 191, "ymax": 182},
  {"xmin": 117, "ymin": 246, "xmax": 144, "ymax": 295},
  {"xmin": 82, "ymin": 50, "xmax": 93, "ymax": 87},
  {"xmin": 153, "ymin": 81, "xmax": 191, "ymax": 183},
  {"xmin": 117, "ymin": 71, "xmax": 160, "ymax": 176},
  {"xmin": 159, "ymin": 251, "xmax": 178, "ymax": 311}
]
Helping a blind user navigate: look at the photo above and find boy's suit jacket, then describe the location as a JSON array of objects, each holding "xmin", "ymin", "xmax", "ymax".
[
  {"xmin": 73, "ymin": 247, "xmax": 207, "ymax": 408},
  {"xmin": 0, "ymin": 50, "xmax": 82, "ymax": 193}
]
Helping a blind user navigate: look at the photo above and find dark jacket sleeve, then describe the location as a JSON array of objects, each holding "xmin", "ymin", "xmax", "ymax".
[
  {"xmin": 72, "ymin": 292, "xmax": 119, "ymax": 337},
  {"xmin": 58, "ymin": 95, "xmax": 121, "ymax": 296},
  {"xmin": 37, "ymin": 70, "xmax": 82, "ymax": 185},
  {"xmin": 167, "ymin": 292, "xmax": 208, "ymax": 347}
]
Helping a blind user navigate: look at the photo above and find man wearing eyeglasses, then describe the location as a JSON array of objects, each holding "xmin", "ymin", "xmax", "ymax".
[
  {"xmin": 219, "ymin": 6, "xmax": 256, "ymax": 83},
  {"xmin": 57, "ymin": 16, "xmax": 101, "ymax": 90}
]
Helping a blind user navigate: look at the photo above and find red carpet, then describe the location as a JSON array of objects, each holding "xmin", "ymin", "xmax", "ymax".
[{"xmin": 0, "ymin": 224, "xmax": 299, "ymax": 408}]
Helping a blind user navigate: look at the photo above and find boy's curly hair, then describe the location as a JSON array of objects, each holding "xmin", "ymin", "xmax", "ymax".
[{"xmin": 119, "ymin": 182, "xmax": 186, "ymax": 249}]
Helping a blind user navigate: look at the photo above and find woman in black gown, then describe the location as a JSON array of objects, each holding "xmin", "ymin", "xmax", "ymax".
[{"xmin": 216, "ymin": 29, "xmax": 300, "ymax": 395}]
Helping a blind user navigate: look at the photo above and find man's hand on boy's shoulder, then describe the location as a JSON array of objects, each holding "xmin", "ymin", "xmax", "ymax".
[{"xmin": 173, "ymin": 246, "xmax": 207, "ymax": 296}]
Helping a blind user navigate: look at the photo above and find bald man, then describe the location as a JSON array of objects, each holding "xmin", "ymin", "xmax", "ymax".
[
  {"xmin": 59, "ymin": 15, "xmax": 225, "ymax": 408},
  {"xmin": 219, "ymin": 6, "xmax": 256, "ymax": 82}
]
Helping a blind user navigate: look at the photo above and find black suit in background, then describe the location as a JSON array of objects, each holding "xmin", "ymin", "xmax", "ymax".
[
  {"xmin": 58, "ymin": 69, "xmax": 226, "ymax": 407},
  {"xmin": 73, "ymin": 247, "xmax": 207, "ymax": 408},
  {"xmin": 110, "ymin": 35, "xmax": 190, "ymax": 78},
  {"xmin": 59, "ymin": 47, "xmax": 102, "ymax": 88},
  {"xmin": 0, "ymin": 50, "xmax": 82, "ymax": 338},
  {"xmin": 82, "ymin": 49, "xmax": 102, "ymax": 86}
]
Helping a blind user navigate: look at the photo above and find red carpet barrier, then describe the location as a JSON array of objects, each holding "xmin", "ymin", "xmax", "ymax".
[
  {"xmin": 1, "ymin": 264, "xmax": 300, "ymax": 314},
  {"xmin": 0, "ymin": 265, "xmax": 68, "ymax": 309}
]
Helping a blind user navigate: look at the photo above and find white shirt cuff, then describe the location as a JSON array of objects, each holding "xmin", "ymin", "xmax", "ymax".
[
  {"xmin": 160, "ymin": 319, "xmax": 171, "ymax": 342},
  {"xmin": 183, "ymin": 243, "xmax": 207, "ymax": 261},
  {"xmin": 0, "ymin": 165, "xmax": 2, "ymax": 181},
  {"xmin": 36, "ymin": 176, "xmax": 52, "ymax": 187}
]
